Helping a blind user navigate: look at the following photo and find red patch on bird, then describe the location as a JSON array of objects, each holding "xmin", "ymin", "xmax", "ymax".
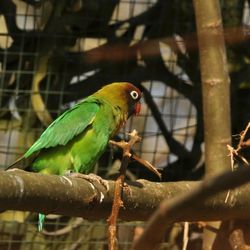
[{"xmin": 134, "ymin": 101, "xmax": 141, "ymax": 116}]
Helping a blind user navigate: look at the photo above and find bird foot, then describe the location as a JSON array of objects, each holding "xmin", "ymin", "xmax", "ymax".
[{"xmin": 68, "ymin": 173, "xmax": 109, "ymax": 191}]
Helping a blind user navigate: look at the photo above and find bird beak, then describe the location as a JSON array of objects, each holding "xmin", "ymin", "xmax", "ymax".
[{"xmin": 134, "ymin": 102, "xmax": 141, "ymax": 116}]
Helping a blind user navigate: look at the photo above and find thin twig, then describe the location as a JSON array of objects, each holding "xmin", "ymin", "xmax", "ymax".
[
  {"xmin": 227, "ymin": 122, "xmax": 250, "ymax": 166},
  {"xmin": 182, "ymin": 222, "xmax": 189, "ymax": 250},
  {"xmin": 237, "ymin": 122, "xmax": 250, "ymax": 151},
  {"xmin": 107, "ymin": 130, "xmax": 141, "ymax": 250},
  {"xmin": 131, "ymin": 154, "xmax": 161, "ymax": 179}
]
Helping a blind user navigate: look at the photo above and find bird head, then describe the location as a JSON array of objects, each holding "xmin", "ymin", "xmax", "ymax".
[{"xmin": 94, "ymin": 82, "xmax": 142, "ymax": 117}]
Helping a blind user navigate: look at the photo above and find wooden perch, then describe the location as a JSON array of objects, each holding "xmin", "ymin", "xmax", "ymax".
[
  {"xmin": 132, "ymin": 166, "xmax": 250, "ymax": 250},
  {"xmin": 1, "ymin": 168, "xmax": 250, "ymax": 223}
]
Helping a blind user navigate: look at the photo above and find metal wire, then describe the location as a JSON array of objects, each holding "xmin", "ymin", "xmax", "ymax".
[{"xmin": 0, "ymin": 0, "xmax": 248, "ymax": 249}]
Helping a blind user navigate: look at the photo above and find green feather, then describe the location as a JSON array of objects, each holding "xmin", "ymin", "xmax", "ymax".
[
  {"xmin": 30, "ymin": 98, "xmax": 122, "ymax": 175},
  {"xmin": 38, "ymin": 213, "xmax": 45, "ymax": 232},
  {"xmin": 24, "ymin": 97, "xmax": 100, "ymax": 158}
]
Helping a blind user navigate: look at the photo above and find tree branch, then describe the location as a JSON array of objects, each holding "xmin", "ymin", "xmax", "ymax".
[
  {"xmin": 132, "ymin": 167, "xmax": 250, "ymax": 250},
  {"xmin": 1, "ymin": 168, "xmax": 250, "ymax": 224},
  {"xmin": 193, "ymin": 0, "xmax": 232, "ymax": 248},
  {"xmin": 108, "ymin": 130, "xmax": 141, "ymax": 250}
]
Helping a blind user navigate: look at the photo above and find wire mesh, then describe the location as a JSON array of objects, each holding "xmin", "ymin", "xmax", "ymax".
[
  {"xmin": 0, "ymin": 0, "xmax": 249, "ymax": 249},
  {"xmin": 0, "ymin": 0, "xmax": 198, "ymax": 175}
]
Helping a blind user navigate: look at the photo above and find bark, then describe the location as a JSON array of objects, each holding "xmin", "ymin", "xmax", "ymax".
[
  {"xmin": 193, "ymin": 1, "xmax": 231, "ymax": 248},
  {"xmin": 1, "ymin": 169, "xmax": 250, "ymax": 222},
  {"xmin": 193, "ymin": 0, "xmax": 231, "ymax": 176},
  {"xmin": 132, "ymin": 166, "xmax": 250, "ymax": 250}
]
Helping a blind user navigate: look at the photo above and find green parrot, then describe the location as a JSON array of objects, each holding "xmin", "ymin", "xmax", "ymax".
[{"xmin": 7, "ymin": 82, "xmax": 142, "ymax": 230}]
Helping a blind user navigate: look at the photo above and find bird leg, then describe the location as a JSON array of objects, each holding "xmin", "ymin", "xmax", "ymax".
[{"xmin": 66, "ymin": 172, "xmax": 109, "ymax": 191}]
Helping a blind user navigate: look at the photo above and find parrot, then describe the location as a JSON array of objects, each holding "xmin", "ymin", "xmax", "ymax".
[{"xmin": 7, "ymin": 82, "xmax": 142, "ymax": 230}]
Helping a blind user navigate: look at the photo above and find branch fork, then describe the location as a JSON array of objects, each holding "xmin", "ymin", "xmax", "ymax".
[{"xmin": 107, "ymin": 129, "xmax": 141, "ymax": 250}]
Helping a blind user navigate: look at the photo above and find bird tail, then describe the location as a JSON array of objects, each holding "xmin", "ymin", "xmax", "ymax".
[
  {"xmin": 5, "ymin": 156, "xmax": 26, "ymax": 170},
  {"xmin": 38, "ymin": 213, "xmax": 46, "ymax": 231}
]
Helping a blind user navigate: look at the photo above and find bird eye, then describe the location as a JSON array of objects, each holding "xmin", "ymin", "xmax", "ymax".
[{"xmin": 130, "ymin": 90, "xmax": 139, "ymax": 100}]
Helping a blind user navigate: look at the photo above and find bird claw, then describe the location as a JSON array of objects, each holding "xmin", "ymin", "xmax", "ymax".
[{"xmin": 68, "ymin": 172, "xmax": 109, "ymax": 191}]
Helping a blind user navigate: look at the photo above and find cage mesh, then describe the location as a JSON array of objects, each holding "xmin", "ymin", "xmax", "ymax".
[{"xmin": 0, "ymin": 0, "xmax": 249, "ymax": 249}]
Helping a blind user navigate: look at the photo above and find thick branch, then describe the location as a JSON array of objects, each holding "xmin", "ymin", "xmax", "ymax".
[
  {"xmin": 132, "ymin": 166, "xmax": 250, "ymax": 250},
  {"xmin": 193, "ymin": 1, "xmax": 232, "ymax": 248},
  {"xmin": 193, "ymin": 0, "xmax": 231, "ymax": 176},
  {"xmin": 1, "ymin": 169, "xmax": 250, "ymax": 222}
]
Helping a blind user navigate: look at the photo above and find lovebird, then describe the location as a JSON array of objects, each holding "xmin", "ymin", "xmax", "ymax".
[{"xmin": 7, "ymin": 82, "xmax": 142, "ymax": 230}]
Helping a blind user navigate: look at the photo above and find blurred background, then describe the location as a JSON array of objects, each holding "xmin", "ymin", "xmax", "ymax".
[{"xmin": 0, "ymin": 0, "xmax": 249, "ymax": 249}]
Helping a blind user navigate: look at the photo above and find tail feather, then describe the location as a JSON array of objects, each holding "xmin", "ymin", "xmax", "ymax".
[
  {"xmin": 6, "ymin": 152, "xmax": 39, "ymax": 170},
  {"xmin": 5, "ymin": 156, "xmax": 26, "ymax": 170},
  {"xmin": 38, "ymin": 213, "xmax": 45, "ymax": 231}
]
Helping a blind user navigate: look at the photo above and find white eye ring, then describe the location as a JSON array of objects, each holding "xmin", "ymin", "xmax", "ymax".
[{"xmin": 130, "ymin": 90, "xmax": 139, "ymax": 100}]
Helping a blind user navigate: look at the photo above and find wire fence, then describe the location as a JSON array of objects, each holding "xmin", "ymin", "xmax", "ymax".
[{"xmin": 0, "ymin": 0, "xmax": 249, "ymax": 249}]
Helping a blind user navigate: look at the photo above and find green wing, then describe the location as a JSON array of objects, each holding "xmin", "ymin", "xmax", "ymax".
[{"xmin": 24, "ymin": 97, "xmax": 100, "ymax": 158}]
